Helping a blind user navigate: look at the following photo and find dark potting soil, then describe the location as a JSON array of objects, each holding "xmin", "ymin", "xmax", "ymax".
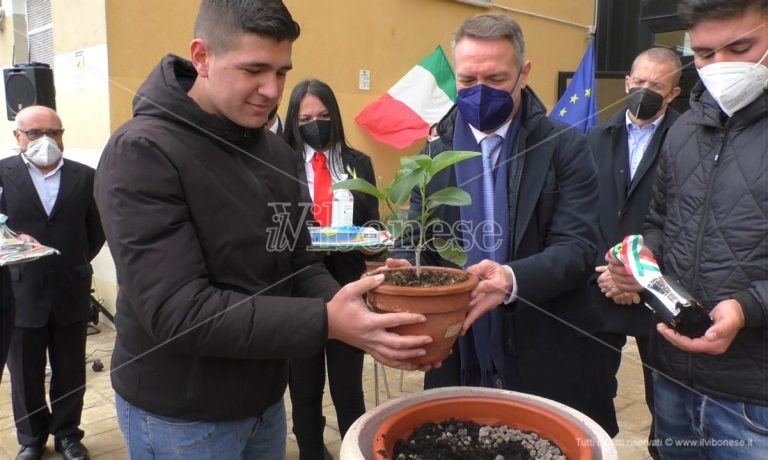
[
  {"xmin": 673, "ymin": 302, "xmax": 713, "ymax": 338},
  {"xmin": 390, "ymin": 419, "xmax": 566, "ymax": 460},
  {"xmin": 384, "ymin": 270, "xmax": 468, "ymax": 288}
]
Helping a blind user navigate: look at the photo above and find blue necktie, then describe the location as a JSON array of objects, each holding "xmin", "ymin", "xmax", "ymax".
[{"xmin": 480, "ymin": 134, "xmax": 502, "ymax": 257}]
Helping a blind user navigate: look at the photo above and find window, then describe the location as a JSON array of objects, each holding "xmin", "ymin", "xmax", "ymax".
[
  {"xmin": 654, "ymin": 30, "xmax": 692, "ymax": 57},
  {"xmin": 26, "ymin": 0, "xmax": 53, "ymax": 66}
]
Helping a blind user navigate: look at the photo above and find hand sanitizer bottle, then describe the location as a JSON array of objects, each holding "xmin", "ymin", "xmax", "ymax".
[{"xmin": 331, "ymin": 174, "xmax": 354, "ymax": 227}]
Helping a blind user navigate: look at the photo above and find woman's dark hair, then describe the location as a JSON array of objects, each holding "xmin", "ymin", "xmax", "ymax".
[
  {"xmin": 194, "ymin": 0, "xmax": 300, "ymax": 54},
  {"xmin": 283, "ymin": 79, "xmax": 352, "ymax": 178}
]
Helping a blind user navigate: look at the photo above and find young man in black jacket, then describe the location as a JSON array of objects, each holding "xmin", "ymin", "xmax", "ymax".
[
  {"xmin": 609, "ymin": 0, "xmax": 768, "ymax": 456},
  {"xmin": 95, "ymin": 1, "xmax": 434, "ymax": 459}
]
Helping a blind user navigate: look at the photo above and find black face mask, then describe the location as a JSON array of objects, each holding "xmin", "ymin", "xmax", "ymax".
[
  {"xmin": 626, "ymin": 87, "xmax": 665, "ymax": 121},
  {"xmin": 299, "ymin": 120, "xmax": 332, "ymax": 151}
]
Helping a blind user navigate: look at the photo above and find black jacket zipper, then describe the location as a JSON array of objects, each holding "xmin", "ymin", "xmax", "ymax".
[{"xmin": 690, "ymin": 128, "xmax": 727, "ymax": 298}]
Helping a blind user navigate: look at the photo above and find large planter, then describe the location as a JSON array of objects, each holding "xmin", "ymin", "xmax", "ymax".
[
  {"xmin": 366, "ymin": 266, "xmax": 479, "ymax": 366},
  {"xmin": 340, "ymin": 387, "xmax": 618, "ymax": 460}
]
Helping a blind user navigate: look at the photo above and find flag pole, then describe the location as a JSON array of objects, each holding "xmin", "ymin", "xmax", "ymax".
[{"xmin": 592, "ymin": 0, "xmax": 599, "ymax": 38}]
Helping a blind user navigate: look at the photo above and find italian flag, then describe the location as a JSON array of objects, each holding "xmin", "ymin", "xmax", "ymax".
[{"xmin": 355, "ymin": 46, "xmax": 456, "ymax": 149}]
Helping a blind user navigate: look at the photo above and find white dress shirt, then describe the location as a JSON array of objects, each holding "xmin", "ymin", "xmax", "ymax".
[
  {"xmin": 625, "ymin": 111, "xmax": 665, "ymax": 180},
  {"xmin": 22, "ymin": 156, "xmax": 63, "ymax": 216}
]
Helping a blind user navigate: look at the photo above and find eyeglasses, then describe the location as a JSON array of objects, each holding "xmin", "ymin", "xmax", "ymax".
[{"xmin": 17, "ymin": 129, "xmax": 65, "ymax": 141}]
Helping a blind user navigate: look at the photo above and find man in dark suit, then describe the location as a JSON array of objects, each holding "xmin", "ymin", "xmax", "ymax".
[
  {"xmin": 0, "ymin": 105, "xmax": 105, "ymax": 460},
  {"xmin": 587, "ymin": 47, "xmax": 681, "ymax": 458},
  {"xmin": 392, "ymin": 14, "xmax": 618, "ymax": 435}
]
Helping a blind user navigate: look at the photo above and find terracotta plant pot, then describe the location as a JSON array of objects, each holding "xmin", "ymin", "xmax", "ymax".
[
  {"xmin": 364, "ymin": 260, "xmax": 386, "ymax": 273},
  {"xmin": 340, "ymin": 387, "xmax": 618, "ymax": 460},
  {"xmin": 373, "ymin": 396, "xmax": 593, "ymax": 459},
  {"xmin": 366, "ymin": 266, "xmax": 479, "ymax": 366}
]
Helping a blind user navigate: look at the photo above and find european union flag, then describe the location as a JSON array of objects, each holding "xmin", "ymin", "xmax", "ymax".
[{"xmin": 551, "ymin": 40, "xmax": 597, "ymax": 132}]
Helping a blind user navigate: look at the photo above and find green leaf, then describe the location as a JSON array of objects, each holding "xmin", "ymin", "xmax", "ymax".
[
  {"xmin": 428, "ymin": 150, "xmax": 481, "ymax": 177},
  {"xmin": 332, "ymin": 178, "xmax": 385, "ymax": 201},
  {"xmin": 392, "ymin": 168, "xmax": 411, "ymax": 180},
  {"xmin": 335, "ymin": 148, "xmax": 478, "ymax": 272},
  {"xmin": 388, "ymin": 168, "xmax": 424, "ymax": 206},
  {"xmin": 423, "ymin": 216, "xmax": 440, "ymax": 231},
  {"xmin": 401, "ymin": 155, "xmax": 432, "ymax": 170},
  {"xmin": 434, "ymin": 237, "xmax": 467, "ymax": 267},
  {"xmin": 426, "ymin": 187, "xmax": 472, "ymax": 210}
]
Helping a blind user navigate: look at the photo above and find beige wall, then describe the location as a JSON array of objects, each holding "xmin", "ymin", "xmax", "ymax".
[
  {"xmin": 104, "ymin": 0, "xmax": 195, "ymax": 132},
  {"xmin": 53, "ymin": 0, "xmax": 110, "ymax": 151}
]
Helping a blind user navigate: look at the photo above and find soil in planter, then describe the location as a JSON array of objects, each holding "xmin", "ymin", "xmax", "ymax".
[
  {"xmin": 385, "ymin": 270, "xmax": 468, "ymax": 288},
  {"xmin": 390, "ymin": 418, "xmax": 567, "ymax": 460}
]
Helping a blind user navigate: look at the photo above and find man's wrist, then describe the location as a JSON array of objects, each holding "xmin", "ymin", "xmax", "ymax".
[{"xmin": 730, "ymin": 291, "xmax": 762, "ymax": 328}]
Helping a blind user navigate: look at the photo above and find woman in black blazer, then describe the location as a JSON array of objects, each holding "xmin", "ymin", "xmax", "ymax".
[{"xmin": 283, "ymin": 79, "xmax": 379, "ymax": 460}]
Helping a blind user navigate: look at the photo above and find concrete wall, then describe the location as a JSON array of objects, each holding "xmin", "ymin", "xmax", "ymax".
[{"xmin": 1, "ymin": 0, "xmax": 596, "ymax": 313}]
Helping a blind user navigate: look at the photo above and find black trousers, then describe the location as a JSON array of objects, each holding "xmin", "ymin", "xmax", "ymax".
[
  {"xmin": 8, "ymin": 319, "xmax": 87, "ymax": 446},
  {"xmin": 288, "ymin": 340, "xmax": 365, "ymax": 460},
  {"xmin": 0, "ymin": 305, "xmax": 12, "ymax": 385}
]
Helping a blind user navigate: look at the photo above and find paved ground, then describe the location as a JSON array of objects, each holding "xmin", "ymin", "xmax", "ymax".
[{"xmin": 1, "ymin": 321, "xmax": 653, "ymax": 459}]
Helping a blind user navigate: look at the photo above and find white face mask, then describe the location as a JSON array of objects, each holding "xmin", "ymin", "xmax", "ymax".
[
  {"xmin": 697, "ymin": 47, "xmax": 768, "ymax": 117},
  {"xmin": 23, "ymin": 136, "xmax": 63, "ymax": 168}
]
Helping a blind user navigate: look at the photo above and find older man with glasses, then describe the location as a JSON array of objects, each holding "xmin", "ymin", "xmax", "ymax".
[{"xmin": 1, "ymin": 105, "xmax": 104, "ymax": 460}]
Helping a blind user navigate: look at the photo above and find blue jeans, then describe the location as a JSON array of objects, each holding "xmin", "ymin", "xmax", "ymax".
[
  {"xmin": 115, "ymin": 393, "xmax": 286, "ymax": 459},
  {"xmin": 653, "ymin": 373, "xmax": 768, "ymax": 459}
]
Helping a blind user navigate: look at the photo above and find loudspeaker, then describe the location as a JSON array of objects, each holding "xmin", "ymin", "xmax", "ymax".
[{"xmin": 4, "ymin": 62, "xmax": 56, "ymax": 121}]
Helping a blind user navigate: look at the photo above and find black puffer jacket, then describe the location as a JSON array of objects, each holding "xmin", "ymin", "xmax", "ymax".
[
  {"xmin": 644, "ymin": 83, "xmax": 768, "ymax": 404},
  {"xmin": 96, "ymin": 55, "xmax": 338, "ymax": 421}
]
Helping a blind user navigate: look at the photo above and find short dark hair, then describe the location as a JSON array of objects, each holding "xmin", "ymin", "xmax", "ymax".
[
  {"xmin": 283, "ymin": 79, "xmax": 351, "ymax": 177},
  {"xmin": 632, "ymin": 47, "xmax": 683, "ymax": 86},
  {"xmin": 452, "ymin": 14, "xmax": 525, "ymax": 68},
  {"xmin": 194, "ymin": 0, "xmax": 300, "ymax": 54},
  {"xmin": 678, "ymin": 0, "xmax": 768, "ymax": 27}
]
